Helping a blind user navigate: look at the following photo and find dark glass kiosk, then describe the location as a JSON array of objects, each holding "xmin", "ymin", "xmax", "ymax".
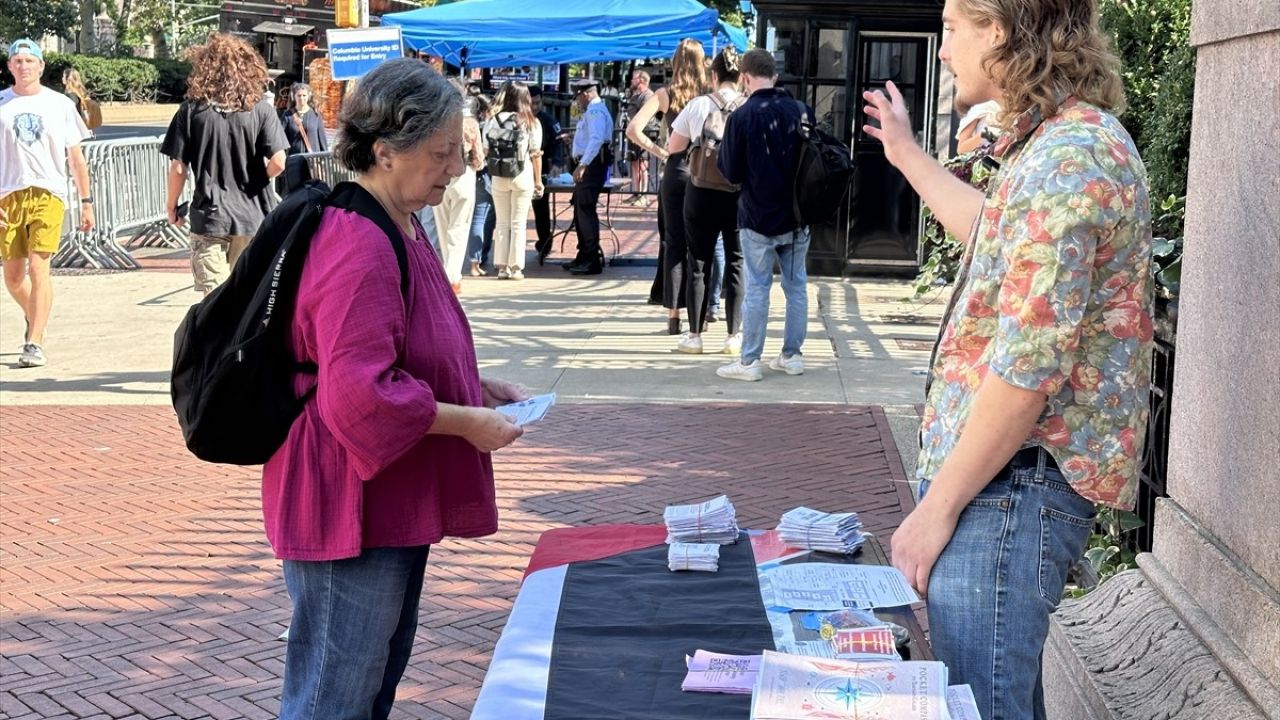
[{"xmin": 749, "ymin": 0, "xmax": 945, "ymax": 276}]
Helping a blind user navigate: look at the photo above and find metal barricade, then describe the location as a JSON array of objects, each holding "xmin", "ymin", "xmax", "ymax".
[
  {"xmin": 53, "ymin": 146, "xmax": 356, "ymax": 271},
  {"xmin": 297, "ymin": 151, "xmax": 357, "ymax": 187},
  {"xmin": 55, "ymin": 136, "xmax": 191, "ymax": 270}
]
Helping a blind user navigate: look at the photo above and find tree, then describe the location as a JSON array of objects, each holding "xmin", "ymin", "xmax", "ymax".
[
  {"xmin": 703, "ymin": 0, "xmax": 743, "ymax": 25},
  {"xmin": 0, "ymin": 0, "xmax": 78, "ymax": 43}
]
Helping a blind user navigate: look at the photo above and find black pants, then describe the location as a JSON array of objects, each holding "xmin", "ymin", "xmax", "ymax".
[
  {"xmin": 684, "ymin": 182, "xmax": 741, "ymax": 334},
  {"xmin": 660, "ymin": 151, "xmax": 690, "ymax": 310},
  {"xmin": 572, "ymin": 152, "xmax": 609, "ymax": 263},
  {"xmin": 532, "ymin": 174, "xmax": 552, "ymax": 251}
]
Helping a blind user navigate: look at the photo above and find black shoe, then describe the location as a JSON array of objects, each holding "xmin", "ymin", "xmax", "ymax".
[
  {"xmin": 563, "ymin": 258, "xmax": 585, "ymax": 271},
  {"xmin": 535, "ymin": 241, "xmax": 551, "ymax": 266},
  {"xmin": 568, "ymin": 263, "xmax": 603, "ymax": 276}
]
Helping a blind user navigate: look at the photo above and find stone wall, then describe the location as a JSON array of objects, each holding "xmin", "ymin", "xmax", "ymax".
[{"xmin": 1043, "ymin": 0, "xmax": 1280, "ymax": 717}]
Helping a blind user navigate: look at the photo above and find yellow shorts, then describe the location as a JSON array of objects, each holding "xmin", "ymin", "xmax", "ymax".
[{"xmin": 0, "ymin": 187, "xmax": 65, "ymax": 261}]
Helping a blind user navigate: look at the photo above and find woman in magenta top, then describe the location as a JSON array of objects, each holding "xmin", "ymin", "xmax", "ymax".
[{"xmin": 261, "ymin": 58, "xmax": 526, "ymax": 720}]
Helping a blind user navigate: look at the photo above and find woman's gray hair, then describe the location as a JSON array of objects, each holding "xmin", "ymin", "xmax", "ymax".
[{"xmin": 333, "ymin": 58, "xmax": 464, "ymax": 172}]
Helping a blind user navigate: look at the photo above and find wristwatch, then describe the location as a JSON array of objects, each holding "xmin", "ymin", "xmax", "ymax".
[{"xmin": 80, "ymin": 196, "xmax": 94, "ymax": 205}]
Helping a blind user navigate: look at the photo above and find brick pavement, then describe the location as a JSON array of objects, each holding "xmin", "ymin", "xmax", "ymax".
[{"xmin": 0, "ymin": 403, "xmax": 914, "ymax": 720}]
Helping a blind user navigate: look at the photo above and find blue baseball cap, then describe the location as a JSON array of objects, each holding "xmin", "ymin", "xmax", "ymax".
[{"xmin": 8, "ymin": 39, "xmax": 44, "ymax": 61}]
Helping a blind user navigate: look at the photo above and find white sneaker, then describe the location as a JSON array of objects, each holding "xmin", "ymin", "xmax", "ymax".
[
  {"xmin": 722, "ymin": 333, "xmax": 742, "ymax": 355},
  {"xmin": 497, "ymin": 267, "xmax": 511, "ymax": 279},
  {"xmin": 509, "ymin": 268, "xmax": 525, "ymax": 280},
  {"xmin": 675, "ymin": 332, "xmax": 703, "ymax": 354},
  {"xmin": 769, "ymin": 353, "xmax": 804, "ymax": 375},
  {"xmin": 717, "ymin": 359, "xmax": 763, "ymax": 382},
  {"xmin": 19, "ymin": 343, "xmax": 47, "ymax": 368}
]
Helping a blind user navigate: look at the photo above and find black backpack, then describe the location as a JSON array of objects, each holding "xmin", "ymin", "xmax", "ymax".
[
  {"xmin": 485, "ymin": 114, "xmax": 526, "ymax": 179},
  {"xmin": 171, "ymin": 180, "xmax": 409, "ymax": 465},
  {"xmin": 792, "ymin": 101, "xmax": 855, "ymax": 226}
]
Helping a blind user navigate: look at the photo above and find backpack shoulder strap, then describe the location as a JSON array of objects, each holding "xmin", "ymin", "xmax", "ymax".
[
  {"xmin": 707, "ymin": 92, "xmax": 727, "ymax": 111},
  {"xmin": 325, "ymin": 182, "xmax": 410, "ymax": 297}
]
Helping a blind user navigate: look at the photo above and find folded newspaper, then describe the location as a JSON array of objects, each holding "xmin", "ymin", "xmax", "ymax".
[
  {"xmin": 749, "ymin": 650, "xmax": 950, "ymax": 720},
  {"xmin": 777, "ymin": 506, "xmax": 866, "ymax": 554},
  {"xmin": 668, "ymin": 542, "xmax": 720, "ymax": 572},
  {"xmin": 664, "ymin": 494, "xmax": 740, "ymax": 544}
]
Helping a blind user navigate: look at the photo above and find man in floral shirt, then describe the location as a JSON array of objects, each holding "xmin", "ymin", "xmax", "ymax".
[{"xmin": 863, "ymin": 1, "xmax": 1152, "ymax": 718}]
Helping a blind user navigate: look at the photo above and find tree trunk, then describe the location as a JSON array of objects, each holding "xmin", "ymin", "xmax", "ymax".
[{"xmin": 78, "ymin": 0, "xmax": 97, "ymax": 53}]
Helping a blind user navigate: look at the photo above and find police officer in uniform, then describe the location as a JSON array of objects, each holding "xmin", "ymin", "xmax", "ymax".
[{"xmin": 566, "ymin": 78, "xmax": 614, "ymax": 275}]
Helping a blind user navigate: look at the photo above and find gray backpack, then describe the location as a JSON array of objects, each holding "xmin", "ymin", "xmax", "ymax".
[{"xmin": 688, "ymin": 92, "xmax": 745, "ymax": 193}]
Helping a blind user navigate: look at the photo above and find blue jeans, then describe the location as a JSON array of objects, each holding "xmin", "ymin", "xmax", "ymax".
[
  {"xmin": 918, "ymin": 448, "xmax": 1095, "ymax": 720},
  {"xmin": 709, "ymin": 233, "xmax": 725, "ymax": 313},
  {"xmin": 280, "ymin": 546, "xmax": 431, "ymax": 720},
  {"xmin": 739, "ymin": 227, "xmax": 809, "ymax": 364},
  {"xmin": 468, "ymin": 171, "xmax": 495, "ymax": 266}
]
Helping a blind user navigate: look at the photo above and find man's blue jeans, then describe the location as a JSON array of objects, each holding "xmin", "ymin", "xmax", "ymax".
[
  {"xmin": 739, "ymin": 227, "xmax": 809, "ymax": 365},
  {"xmin": 919, "ymin": 448, "xmax": 1095, "ymax": 720},
  {"xmin": 280, "ymin": 546, "xmax": 431, "ymax": 720}
]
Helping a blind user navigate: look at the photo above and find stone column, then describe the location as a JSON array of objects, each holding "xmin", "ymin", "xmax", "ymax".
[{"xmin": 1043, "ymin": 1, "xmax": 1280, "ymax": 717}]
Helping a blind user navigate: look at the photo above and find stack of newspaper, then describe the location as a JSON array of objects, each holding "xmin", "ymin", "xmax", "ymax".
[
  {"xmin": 664, "ymin": 494, "xmax": 740, "ymax": 544},
  {"xmin": 777, "ymin": 506, "xmax": 866, "ymax": 554},
  {"xmin": 668, "ymin": 542, "xmax": 721, "ymax": 572}
]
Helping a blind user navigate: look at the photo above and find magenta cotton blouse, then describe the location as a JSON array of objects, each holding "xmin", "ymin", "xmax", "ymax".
[{"xmin": 262, "ymin": 207, "xmax": 497, "ymax": 561}]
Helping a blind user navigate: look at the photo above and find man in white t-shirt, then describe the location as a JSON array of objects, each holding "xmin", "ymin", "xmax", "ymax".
[{"xmin": 0, "ymin": 39, "xmax": 94, "ymax": 368}]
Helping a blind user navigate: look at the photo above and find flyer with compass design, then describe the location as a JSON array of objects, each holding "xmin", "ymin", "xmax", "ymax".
[{"xmin": 749, "ymin": 650, "xmax": 949, "ymax": 720}]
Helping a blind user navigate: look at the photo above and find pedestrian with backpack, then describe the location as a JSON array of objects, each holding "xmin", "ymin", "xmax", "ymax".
[
  {"xmin": 668, "ymin": 47, "xmax": 745, "ymax": 356},
  {"xmin": 483, "ymin": 82, "xmax": 543, "ymax": 280},
  {"xmin": 715, "ymin": 49, "xmax": 815, "ymax": 382},
  {"xmin": 252, "ymin": 59, "xmax": 526, "ymax": 719}
]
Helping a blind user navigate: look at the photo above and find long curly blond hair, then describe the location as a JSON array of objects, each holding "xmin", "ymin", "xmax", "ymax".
[
  {"xmin": 667, "ymin": 38, "xmax": 709, "ymax": 117},
  {"xmin": 958, "ymin": 0, "xmax": 1125, "ymax": 125},
  {"xmin": 184, "ymin": 33, "xmax": 269, "ymax": 111}
]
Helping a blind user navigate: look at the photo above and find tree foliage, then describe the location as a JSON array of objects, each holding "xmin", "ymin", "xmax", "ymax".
[
  {"xmin": 1099, "ymin": 0, "xmax": 1194, "ymax": 237},
  {"xmin": 0, "ymin": 0, "xmax": 79, "ymax": 44}
]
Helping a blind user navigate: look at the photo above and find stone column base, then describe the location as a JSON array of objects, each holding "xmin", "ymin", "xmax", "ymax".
[{"xmin": 1044, "ymin": 559, "xmax": 1278, "ymax": 719}]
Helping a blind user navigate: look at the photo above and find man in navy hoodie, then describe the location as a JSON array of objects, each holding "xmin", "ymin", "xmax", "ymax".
[{"xmin": 715, "ymin": 49, "xmax": 814, "ymax": 382}]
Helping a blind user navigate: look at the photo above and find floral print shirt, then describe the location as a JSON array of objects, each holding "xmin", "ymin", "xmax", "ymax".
[{"xmin": 917, "ymin": 98, "xmax": 1153, "ymax": 509}]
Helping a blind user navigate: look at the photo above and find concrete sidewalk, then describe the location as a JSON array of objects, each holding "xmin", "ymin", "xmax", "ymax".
[{"xmin": 0, "ymin": 256, "xmax": 946, "ymax": 459}]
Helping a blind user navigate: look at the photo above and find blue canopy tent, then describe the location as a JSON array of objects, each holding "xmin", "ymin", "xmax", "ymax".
[{"xmin": 382, "ymin": 0, "xmax": 748, "ymax": 69}]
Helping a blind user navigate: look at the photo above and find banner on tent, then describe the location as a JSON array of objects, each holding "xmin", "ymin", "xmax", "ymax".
[
  {"xmin": 328, "ymin": 27, "xmax": 405, "ymax": 80},
  {"xmin": 490, "ymin": 65, "xmax": 561, "ymax": 86}
]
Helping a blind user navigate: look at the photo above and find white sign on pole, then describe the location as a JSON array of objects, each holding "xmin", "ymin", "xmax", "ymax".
[{"xmin": 327, "ymin": 27, "xmax": 404, "ymax": 81}]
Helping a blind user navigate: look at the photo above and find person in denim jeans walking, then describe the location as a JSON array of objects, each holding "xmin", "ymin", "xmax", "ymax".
[
  {"xmin": 864, "ymin": 1, "xmax": 1153, "ymax": 718},
  {"xmin": 714, "ymin": 49, "xmax": 814, "ymax": 382}
]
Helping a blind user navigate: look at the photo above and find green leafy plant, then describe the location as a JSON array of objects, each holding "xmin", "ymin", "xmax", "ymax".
[
  {"xmin": 1151, "ymin": 194, "xmax": 1185, "ymax": 299},
  {"xmin": 1100, "ymin": 0, "xmax": 1194, "ymax": 239},
  {"xmin": 1069, "ymin": 506, "xmax": 1145, "ymax": 598},
  {"xmin": 912, "ymin": 144, "xmax": 996, "ymax": 297}
]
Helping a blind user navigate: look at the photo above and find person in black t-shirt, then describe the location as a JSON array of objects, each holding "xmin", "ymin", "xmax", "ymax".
[{"xmin": 162, "ymin": 33, "xmax": 288, "ymax": 296}]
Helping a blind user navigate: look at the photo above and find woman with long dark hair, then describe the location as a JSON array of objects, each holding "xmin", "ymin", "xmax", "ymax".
[{"xmin": 625, "ymin": 38, "xmax": 708, "ymax": 334}]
